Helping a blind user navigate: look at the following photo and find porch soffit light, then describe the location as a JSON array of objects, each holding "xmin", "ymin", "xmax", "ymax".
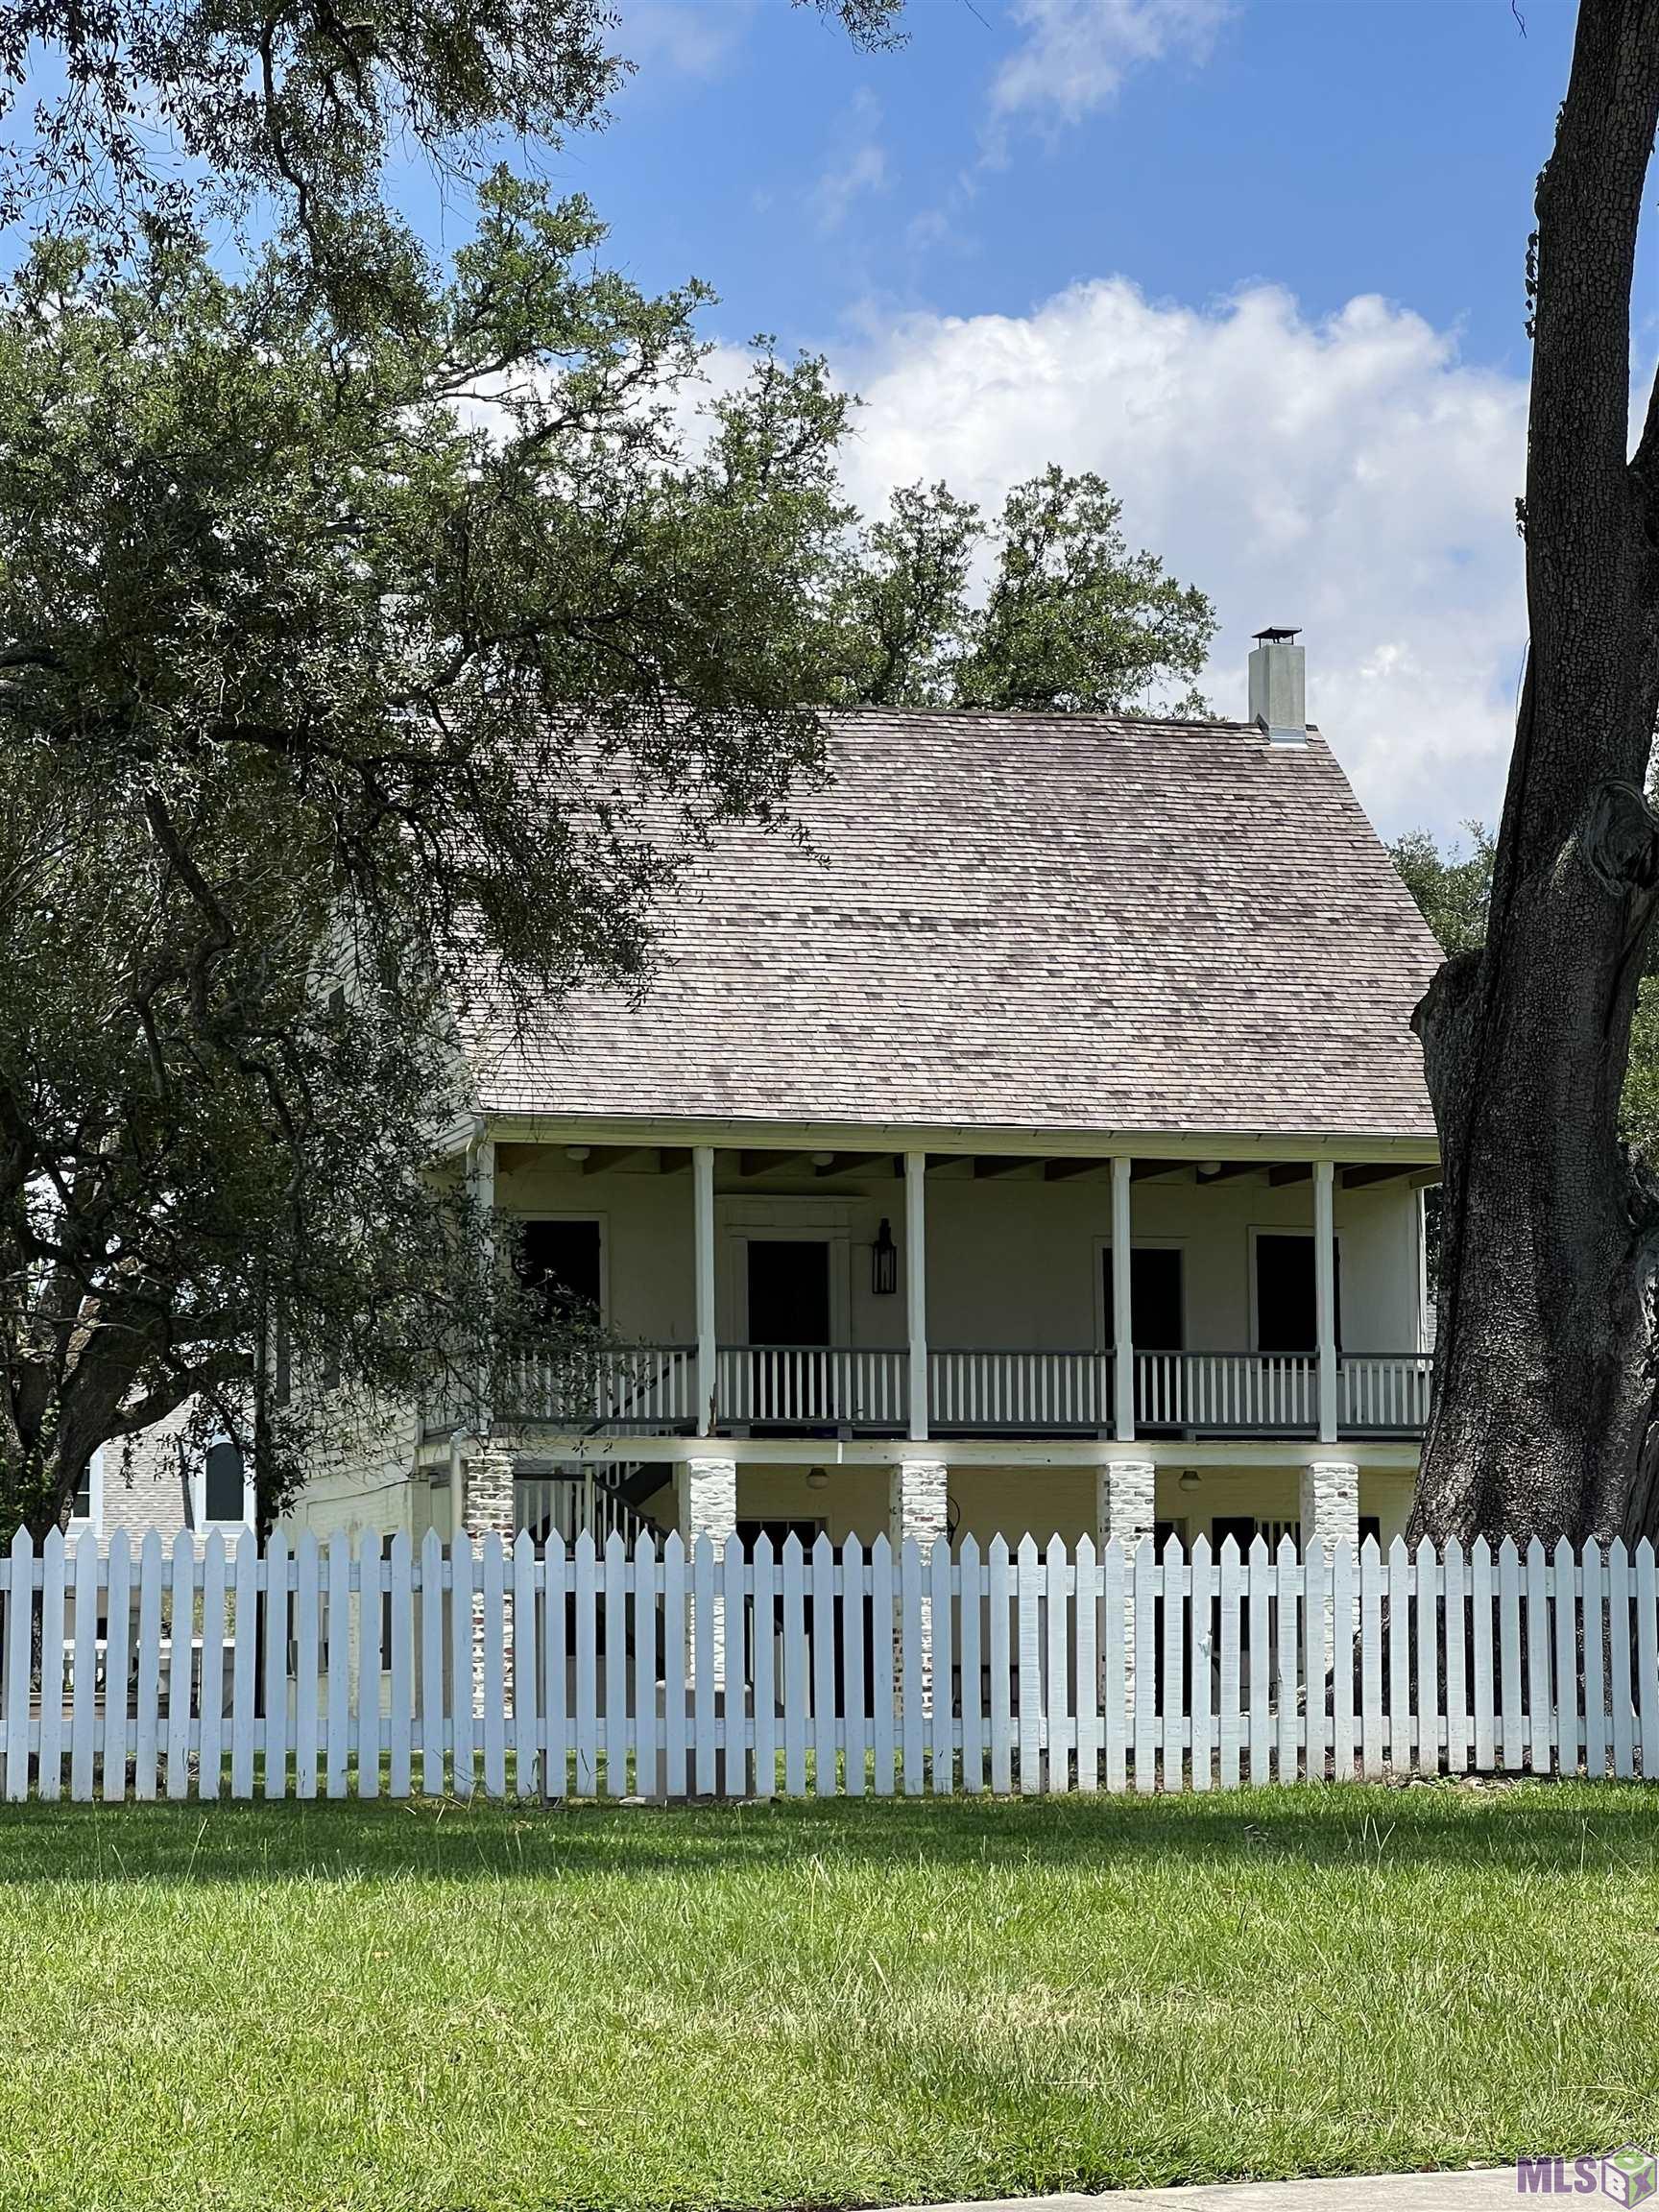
[{"xmin": 872, "ymin": 1217, "xmax": 899, "ymax": 1296}]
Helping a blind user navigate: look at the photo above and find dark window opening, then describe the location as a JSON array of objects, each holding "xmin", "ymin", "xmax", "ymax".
[
  {"xmin": 1254, "ymin": 1234, "xmax": 1341, "ymax": 1354},
  {"xmin": 1103, "ymin": 1246, "xmax": 1185, "ymax": 1350},
  {"xmin": 747, "ymin": 1241, "xmax": 831, "ymax": 1347},
  {"xmin": 204, "ymin": 1438, "xmax": 246, "ymax": 1522},
  {"xmin": 517, "ymin": 1218, "xmax": 603, "ymax": 1324}
]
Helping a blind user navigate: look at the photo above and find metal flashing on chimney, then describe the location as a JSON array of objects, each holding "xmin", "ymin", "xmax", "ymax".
[{"xmin": 1248, "ymin": 626, "xmax": 1308, "ymax": 746}]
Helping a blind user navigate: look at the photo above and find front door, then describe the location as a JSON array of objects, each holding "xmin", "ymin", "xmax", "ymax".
[{"xmin": 746, "ymin": 1240, "xmax": 831, "ymax": 1426}]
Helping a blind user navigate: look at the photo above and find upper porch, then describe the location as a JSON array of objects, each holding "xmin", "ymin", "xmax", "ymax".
[{"xmin": 425, "ymin": 1127, "xmax": 1437, "ymax": 1450}]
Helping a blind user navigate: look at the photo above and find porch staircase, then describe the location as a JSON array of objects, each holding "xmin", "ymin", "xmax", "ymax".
[{"xmin": 514, "ymin": 1461, "xmax": 673, "ymax": 1550}]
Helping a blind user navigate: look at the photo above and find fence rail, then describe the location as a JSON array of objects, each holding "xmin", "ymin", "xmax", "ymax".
[{"xmin": 2, "ymin": 1527, "xmax": 1654, "ymax": 1803}]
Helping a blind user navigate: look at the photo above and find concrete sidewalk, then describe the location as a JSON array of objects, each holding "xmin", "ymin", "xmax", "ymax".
[{"xmin": 892, "ymin": 2172, "xmax": 1517, "ymax": 2211}]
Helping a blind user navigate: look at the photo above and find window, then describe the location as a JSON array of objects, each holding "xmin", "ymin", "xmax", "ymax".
[
  {"xmin": 202, "ymin": 1437, "xmax": 248, "ymax": 1524},
  {"xmin": 1102, "ymin": 1246, "xmax": 1185, "ymax": 1350},
  {"xmin": 747, "ymin": 1241, "xmax": 831, "ymax": 1347},
  {"xmin": 1254, "ymin": 1234, "xmax": 1341, "ymax": 1353},
  {"xmin": 516, "ymin": 1218, "xmax": 602, "ymax": 1324}
]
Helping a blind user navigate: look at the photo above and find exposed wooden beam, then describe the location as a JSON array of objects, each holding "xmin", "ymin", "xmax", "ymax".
[
  {"xmin": 925, "ymin": 1155, "xmax": 974, "ymax": 1175},
  {"xmin": 1130, "ymin": 1160, "xmax": 1190, "ymax": 1183},
  {"xmin": 973, "ymin": 1156, "xmax": 1039, "ymax": 1179},
  {"xmin": 580, "ymin": 1144, "xmax": 656, "ymax": 1175},
  {"xmin": 1194, "ymin": 1163, "xmax": 1263, "ymax": 1186},
  {"xmin": 1341, "ymin": 1164, "xmax": 1412, "ymax": 1190},
  {"xmin": 1268, "ymin": 1163, "xmax": 1312, "ymax": 1187},
  {"xmin": 814, "ymin": 1152, "xmax": 896, "ymax": 1178},
  {"xmin": 738, "ymin": 1150, "xmax": 809, "ymax": 1179},
  {"xmin": 1043, "ymin": 1158, "xmax": 1108, "ymax": 1182},
  {"xmin": 658, "ymin": 1147, "xmax": 692, "ymax": 1174}
]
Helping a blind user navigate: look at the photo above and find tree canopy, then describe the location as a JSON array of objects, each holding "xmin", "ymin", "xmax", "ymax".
[{"xmin": 0, "ymin": 185, "xmax": 1215, "ymax": 1535}]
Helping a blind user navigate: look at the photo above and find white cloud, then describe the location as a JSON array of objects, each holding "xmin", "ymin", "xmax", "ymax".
[
  {"xmin": 811, "ymin": 88, "xmax": 891, "ymax": 233},
  {"xmin": 992, "ymin": 0, "xmax": 1238, "ymax": 128},
  {"xmin": 833, "ymin": 278, "xmax": 1528, "ymax": 840},
  {"xmin": 614, "ymin": 0, "xmax": 755, "ymax": 82}
]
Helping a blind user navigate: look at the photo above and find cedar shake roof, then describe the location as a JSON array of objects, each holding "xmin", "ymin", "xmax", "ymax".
[{"xmin": 474, "ymin": 709, "xmax": 1442, "ymax": 1140}]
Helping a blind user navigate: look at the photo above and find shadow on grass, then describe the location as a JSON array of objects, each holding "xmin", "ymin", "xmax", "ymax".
[{"xmin": 0, "ymin": 1779, "xmax": 1652, "ymax": 1887}]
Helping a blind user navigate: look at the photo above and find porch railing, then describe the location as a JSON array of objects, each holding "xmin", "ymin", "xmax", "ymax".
[
  {"xmin": 715, "ymin": 1345, "xmax": 907, "ymax": 1431},
  {"xmin": 928, "ymin": 1349, "xmax": 1112, "ymax": 1433},
  {"xmin": 497, "ymin": 1344, "xmax": 697, "ymax": 1431},
  {"xmin": 515, "ymin": 1468, "xmax": 661, "ymax": 1548},
  {"xmin": 1337, "ymin": 1352, "xmax": 1433, "ymax": 1434},
  {"xmin": 1135, "ymin": 1352, "xmax": 1320, "ymax": 1434}
]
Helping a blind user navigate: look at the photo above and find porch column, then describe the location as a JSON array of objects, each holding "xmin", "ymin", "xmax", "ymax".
[
  {"xmin": 693, "ymin": 1144, "xmax": 716, "ymax": 1437},
  {"xmin": 1098, "ymin": 1456, "xmax": 1156, "ymax": 1704},
  {"xmin": 473, "ymin": 1135, "xmax": 496, "ymax": 1431},
  {"xmin": 1300, "ymin": 1457, "xmax": 1360, "ymax": 1688},
  {"xmin": 463, "ymin": 1444, "xmax": 516, "ymax": 1695},
  {"xmin": 904, "ymin": 1150, "xmax": 928, "ymax": 1442},
  {"xmin": 1314, "ymin": 1158, "xmax": 1338, "ymax": 1443},
  {"xmin": 678, "ymin": 1454, "xmax": 738, "ymax": 1692},
  {"xmin": 889, "ymin": 1455, "xmax": 949, "ymax": 1713},
  {"xmin": 1111, "ymin": 1156, "xmax": 1135, "ymax": 1442}
]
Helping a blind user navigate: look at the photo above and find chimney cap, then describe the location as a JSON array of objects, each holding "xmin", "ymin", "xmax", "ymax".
[{"xmin": 1252, "ymin": 625, "xmax": 1301, "ymax": 645}]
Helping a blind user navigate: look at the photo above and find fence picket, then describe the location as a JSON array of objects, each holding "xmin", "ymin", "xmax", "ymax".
[
  {"xmin": 1582, "ymin": 1538, "xmax": 1607, "ymax": 1780},
  {"xmin": 450, "ymin": 1531, "xmax": 475, "ymax": 1801},
  {"xmin": 935, "ymin": 1537, "xmax": 959, "ymax": 1795},
  {"xmin": 134, "ymin": 1529, "xmax": 163, "ymax": 1802},
  {"xmin": 201, "ymin": 1531, "xmax": 228, "ymax": 1802},
  {"xmin": 545, "ymin": 1534, "xmax": 571, "ymax": 1800},
  {"xmin": 1217, "ymin": 1536, "xmax": 1242, "ymax": 1791},
  {"xmin": 1386, "ymin": 1538, "xmax": 1411, "ymax": 1776},
  {"xmin": 1526, "ymin": 1538, "xmax": 1551, "ymax": 1776},
  {"xmin": 573, "ymin": 1532, "xmax": 598, "ymax": 1799},
  {"xmin": 1413, "ymin": 1537, "xmax": 1439, "ymax": 1780},
  {"xmin": 691, "ymin": 1535, "xmax": 715, "ymax": 1798},
  {"xmin": 632, "ymin": 1530, "xmax": 657, "ymax": 1802},
  {"xmin": 1609, "ymin": 1539, "xmax": 1635, "ymax": 1780},
  {"xmin": 812, "ymin": 1534, "xmax": 837, "ymax": 1798},
  {"xmin": 1162, "ymin": 1533, "xmax": 1186, "ymax": 1793},
  {"xmin": 752, "ymin": 1535, "xmax": 777, "ymax": 1800},
  {"xmin": 723, "ymin": 1531, "xmax": 747, "ymax": 1800},
  {"xmin": 1359, "ymin": 1537, "xmax": 1382, "ymax": 1781},
  {"xmin": 37, "ymin": 1530, "xmax": 65, "ymax": 1803},
  {"xmin": 102, "ymin": 1532, "xmax": 132, "ymax": 1803},
  {"xmin": 418, "ymin": 1528, "xmax": 443, "ymax": 1798},
  {"xmin": 1443, "ymin": 1538, "xmax": 1467, "ymax": 1774},
  {"xmin": 661, "ymin": 1533, "xmax": 685, "ymax": 1800},
  {"xmin": 359, "ymin": 1532, "xmax": 384, "ymax": 1800},
  {"xmin": 843, "ymin": 1537, "xmax": 867, "ymax": 1799},
  {"xmin": 1302, "ymin": 1539, "xmax": 1325, "ymax": 1784},
  {"xmin": 1636, "ymin": 1541, "xmax": 1658, "ymax": 1778},
  {"xmin": 988, "ymin": 1535, "xmax": 1013, "ymax": 1795},
  {"xmin": 1331, "ymin": 1539, "xmax": 1355, "ymax": 1780},
  {"xmin": 1275, "ymin": 1534, "xmax": 1298, "ymax": 1783},
  {"xmin": 1471, "ymin": 1537, "xmax": 1496, "ymax": 1771},
  {"xmin": 605, "ymin": 1530, "xmax": 629, "ymax": 1800},
  {"xmin": 1075, "ymin": 1534, "xmax": 1099, "ymax": 1794},
  {"xmin": 903, "ymin": 1538, "xmax": 927, "ymax": 1796},
  {"xmin": 1247, "ymin": 1535, "xmax": 1271, "ymax": 1787},
  {"xmin": 0, "ymin": 1529, "xmax": 23, "ymax": 1801},
  {"xmin": 1552, "ymin": 1535, "xmax": 1578, "ymax": 1779},
  {"xmin": 326, "ymin": 1532, "xmax": 350, "ymax": 1800},
  {"xmin": 512, "ymin": 1529, "xmax": 539, "ymax": 1802},
  {"xmin": 1498, "ymin": 1539, "xmax": 1524, "ymax": 1770},
  {"xmin": 1134, "ymin": 1537, "xmax": 1159, "ymax": 1795},
  {"xmin": 388, "ymin": 1530, "xmax": 413, "ymax": 1798},
  {"xmin": 871, "ymin": 1535, "xmax": 896, "ymax": 1796},
  {"xmin": 71, "ymin": 1530, "xmax": 98, "ymax": 1802},
  {"xmin": 293, "ymin": 1530, "xmax": 320, "ymax": 1801},
  {"xmin": 781, "ymin": 1534, "xmax": 807, "ymax": 1797}
]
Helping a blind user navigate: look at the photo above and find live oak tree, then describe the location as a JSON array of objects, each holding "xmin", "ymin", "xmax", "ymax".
[{"xmin": 1409, "ymin": 0, "xmax": 1659, "ymax": 1549}]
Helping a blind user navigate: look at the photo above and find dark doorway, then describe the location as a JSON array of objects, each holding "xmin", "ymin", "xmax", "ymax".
[
  {"xmin": 747, "ymin": 1240, "xmax": 831, "ymax": 1346},
  {"xmin": 517, "ymin": 1217, "xmax": 602, "ymax": 1322},
  {"xmin": 1254, "ymin": 1234, "xmax": 1341, "ymax": 1353},
  {"xmin": 1103, "ymin": 1245, "xmax": 1185, "ymax": 1349}
]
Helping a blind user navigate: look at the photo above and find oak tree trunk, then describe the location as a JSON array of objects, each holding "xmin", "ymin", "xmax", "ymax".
[{"xmin": 1410, "ymin": 0, "xmax": 1659, "ymax": 1549}]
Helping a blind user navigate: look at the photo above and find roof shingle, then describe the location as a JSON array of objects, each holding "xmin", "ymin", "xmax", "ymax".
[{"xmin": 474, "ymin": 709, "xmax": 1442, "ymax": 1140}]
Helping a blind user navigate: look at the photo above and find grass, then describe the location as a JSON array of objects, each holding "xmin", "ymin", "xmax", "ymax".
[{"xmin": 0, "ymin": 1784, "xmax": 1655, "ymax": 2211}]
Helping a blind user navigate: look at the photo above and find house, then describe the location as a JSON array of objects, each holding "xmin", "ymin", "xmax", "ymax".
[{"xmin": 285, "ymin": 630, "xmax": 1443, "ymax": 1574}]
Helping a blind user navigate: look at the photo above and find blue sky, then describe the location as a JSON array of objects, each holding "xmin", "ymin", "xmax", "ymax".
[{"xmin": 425, "ymin": 0, "xmax": 1622, "ymax": 844}]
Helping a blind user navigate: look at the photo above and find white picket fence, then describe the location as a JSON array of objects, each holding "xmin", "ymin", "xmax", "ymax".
[{"xmin": 1, "ymin": 1526, "xmax": 1655, "ymax": 1803}]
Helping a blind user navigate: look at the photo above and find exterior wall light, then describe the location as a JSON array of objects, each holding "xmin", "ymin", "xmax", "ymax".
[
  {"xmin": 872, "ymin": 1217, "xmax": 899, "ymax": 1296},
  {"xmin": 1179, "ymin": 1469, "xmax": 1201, "ymax": 1493}
]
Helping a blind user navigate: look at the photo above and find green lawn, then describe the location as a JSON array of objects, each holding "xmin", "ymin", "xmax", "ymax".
[{"xmin": 1, "ymin": 1784, "xmax": 1655, "ymax": 2212}]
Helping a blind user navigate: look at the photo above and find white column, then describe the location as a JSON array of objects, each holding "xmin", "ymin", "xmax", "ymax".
[
  {"xmin": 473, "ymin": 1136, "xmax": 496, "ymax": 1432},
  {"xmin": 679, "ymin": 1454, "xmax": 738, "ymax": 1692},
  {"xmin": 904, "ymin": 1151, "xmax": 928, "ymax": 1442},
  {"xmin": 889, "ymin": 1456, "xmax": 949, "ymax": 1709},
  {"xmin": 1301, "ymin": 1457, "xmax": 1360, "ymax": 1684},
  {"xmin": 693, "ymin": 1144, "xmax": 716, "ymax": 1437},
  {"xmin": 463, "ymin": 1444, "xmax": 516, "ymax": 1693},
  {"xmin": 1098, "ymin": 1456, "xmax": 1156, "ymax": 1702},
  {"xmin": 1314, "ymin": 1158, "xmax": 1337, "ymax": 1444},
  {"xmin": 1111, "ymin": 1156, "xmax": 1135, "ymax": 1443}
]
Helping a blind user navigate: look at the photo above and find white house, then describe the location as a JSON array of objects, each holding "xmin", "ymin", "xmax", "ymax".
[{"xmin": 285, "ymin": 631, "xmax": 1443, "ymax": 1574}]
